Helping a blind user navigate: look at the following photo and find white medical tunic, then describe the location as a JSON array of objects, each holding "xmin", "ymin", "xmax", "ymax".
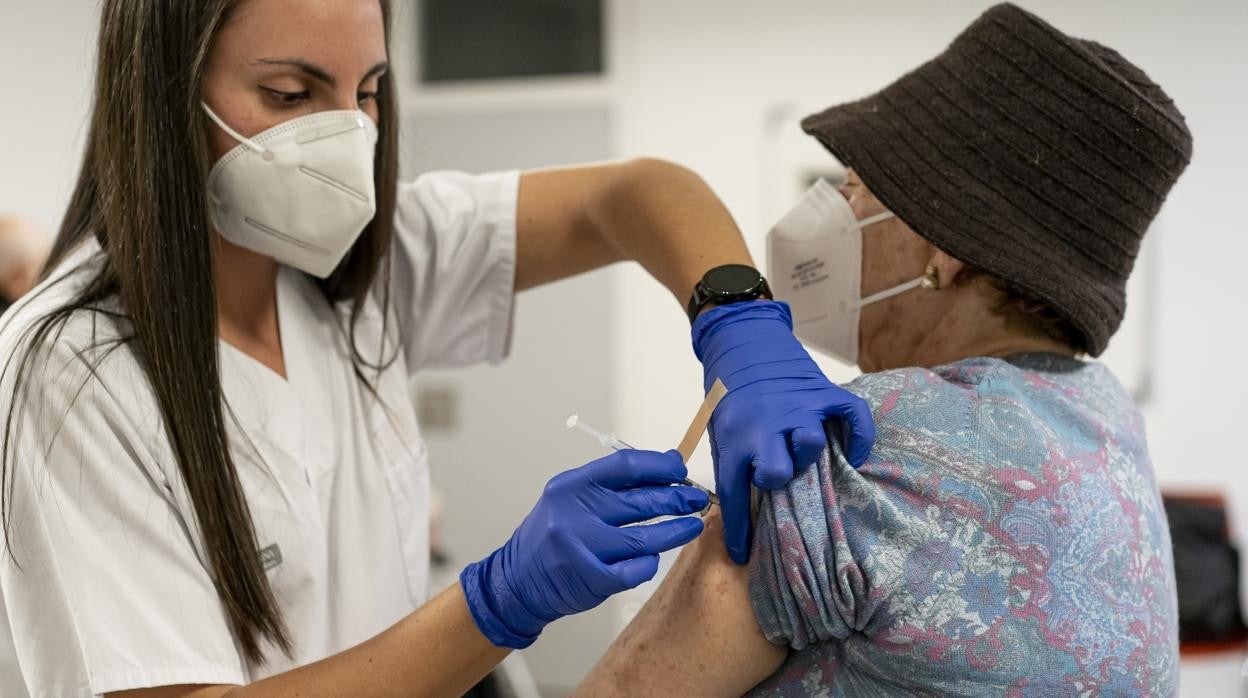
[{"xmin": 0, "ymin": 170, "xmax": 519, "ymax": 696}]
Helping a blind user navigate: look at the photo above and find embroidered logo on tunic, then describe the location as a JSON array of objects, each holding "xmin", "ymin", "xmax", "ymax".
[{"xmin": 259, "ymin": 543, "xmax": 283, "ymax": 571}]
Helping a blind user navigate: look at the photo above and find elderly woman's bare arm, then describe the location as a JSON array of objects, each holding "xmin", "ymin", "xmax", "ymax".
[{"xmin": 574, "ymin": 513, "xmax": 787, "ymax": 697}]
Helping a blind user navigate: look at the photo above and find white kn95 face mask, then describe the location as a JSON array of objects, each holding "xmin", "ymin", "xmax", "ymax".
[
  {"xmin": 767, "ymin": 179, "xmax": 935, "ymax": 366},
  {"xmin": 203, "ymin": 103, "xmax": 379, "ymax": 278}
]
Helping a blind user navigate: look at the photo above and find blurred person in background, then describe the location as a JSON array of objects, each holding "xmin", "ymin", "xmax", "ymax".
[{"xmin": 0, "ymin": 215, "xmax": 51, "ymax": 315}]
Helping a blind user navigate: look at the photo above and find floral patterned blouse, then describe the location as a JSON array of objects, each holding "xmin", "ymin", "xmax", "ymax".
[{"xmin": 748, "ymin": 354, "xmax": 1176, "ymax": 696}]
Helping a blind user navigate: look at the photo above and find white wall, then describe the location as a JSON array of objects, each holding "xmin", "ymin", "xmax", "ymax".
[
  {"xmin": 400, "ymin": 105, "xmax": 621, "ymax": 692},
  {"xmin": 0, "ymin": 0, "xmax": 97, "ymax": 231}
]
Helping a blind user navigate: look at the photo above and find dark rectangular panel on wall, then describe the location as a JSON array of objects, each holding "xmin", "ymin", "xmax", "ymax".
[{"xmin": 420, "ymin": 0, "xmax": 604, "ymax": 82}]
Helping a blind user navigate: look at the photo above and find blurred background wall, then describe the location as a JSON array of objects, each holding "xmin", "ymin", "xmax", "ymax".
[{"xmin": 2, "ymin": 0, "xmax": 1245, "ymax": 694}]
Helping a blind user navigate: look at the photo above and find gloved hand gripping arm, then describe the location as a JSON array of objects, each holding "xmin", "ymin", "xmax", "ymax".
[{"xmin": 693, "ymin": 301, "xmax": 875, "ymax": 564}]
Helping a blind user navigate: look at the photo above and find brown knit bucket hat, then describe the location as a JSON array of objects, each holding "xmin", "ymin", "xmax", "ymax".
[{"xmin": 801, "ymin": 2, "xmax": 1192, "ymax": 356}]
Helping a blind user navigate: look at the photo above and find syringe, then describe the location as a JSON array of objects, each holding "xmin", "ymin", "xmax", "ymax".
[{"xmin": 565, "ymin": 414, "xmax": 719, "ymax": 507}]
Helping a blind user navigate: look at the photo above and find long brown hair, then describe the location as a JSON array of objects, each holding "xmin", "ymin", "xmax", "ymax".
[{"xmin": 1, "ymin": 0, "xmax": 399, "ymax": 663}]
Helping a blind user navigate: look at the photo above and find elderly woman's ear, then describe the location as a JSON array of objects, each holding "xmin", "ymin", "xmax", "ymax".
[{"xmin": 925, "ymin": 249, "xmax": 964, "ymax": 291}]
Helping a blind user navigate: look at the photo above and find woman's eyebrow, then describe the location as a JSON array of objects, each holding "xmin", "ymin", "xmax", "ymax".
[{"xmin": 249, "ymin": 58, "xmax": 390, "ymax": 87}]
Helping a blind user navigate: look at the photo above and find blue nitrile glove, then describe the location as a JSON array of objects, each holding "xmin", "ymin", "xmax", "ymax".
[
  {"xmin": 460, "ymin": 449, "xmax": 709, "ymax": 649},
  {"xmin": 692, "ymin": 300, "xmax": 876, "ymax": 565}
]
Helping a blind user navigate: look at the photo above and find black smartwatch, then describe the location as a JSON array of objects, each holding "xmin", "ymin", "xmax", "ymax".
[{"xmin": 686, "ymin": 264, "xmax": 773, "ymax": 323}]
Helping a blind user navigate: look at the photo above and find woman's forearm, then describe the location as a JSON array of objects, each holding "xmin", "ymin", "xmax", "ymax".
[
  {"xmin": 233, "ymin": 583, "xmax": 508, "ymax": 697},
  {"xmin": 588, "ymin": 158, "xmax": 755, "ymax": 302},
  {"xmin": 515, "ymin": 158, "xmax": 754, "ymax": 302},
  {"xmin": 111, "ymin": 584, "xmax": 508, "ymax": 698}
]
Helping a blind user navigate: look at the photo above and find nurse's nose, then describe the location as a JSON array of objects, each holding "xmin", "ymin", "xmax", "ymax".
[
  {"xmin": 328, "ymin": 85, "xmax": 378, "ymax": 121},
  {"xmin": 328, "ymin": 89, "xmax": 360, "ymax": 111}
]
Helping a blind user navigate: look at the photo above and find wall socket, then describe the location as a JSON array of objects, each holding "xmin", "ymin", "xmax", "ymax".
[{"xmin": 416, "ymin": 384, "xmax": 459, "ymax": 433}]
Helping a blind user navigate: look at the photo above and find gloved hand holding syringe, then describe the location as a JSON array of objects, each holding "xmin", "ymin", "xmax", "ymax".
[
  {"xmin": 565, "ymin": 378, "xmax": 727, "ymax": 512},
  {"xmin": 566, "ymin": 414, "xmax": 718, "ymax": 508}
]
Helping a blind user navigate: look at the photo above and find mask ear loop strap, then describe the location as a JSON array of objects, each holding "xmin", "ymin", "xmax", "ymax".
[
  {"xmin": 851, "ymin": 266, "xmax": 941, "ymax": 310},
  {"xmin": 850, "ymin": 211, "xmax": 897, "ymax": 231},
  {"xmin": 851, "ymin": 277, "xmax": 926, "ymax": 310},
  {"xmin": 846, "ymin": 210, "xmax": 939, "ymax": 310},
  {"xmin": 201, "ymin": 103, "xmax": 268, "ymax": 155}
]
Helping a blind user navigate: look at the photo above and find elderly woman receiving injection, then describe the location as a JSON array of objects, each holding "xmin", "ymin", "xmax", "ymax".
[{"xmin": 576, "ymin": 4, "xmax": 1191, "ymax": 695}]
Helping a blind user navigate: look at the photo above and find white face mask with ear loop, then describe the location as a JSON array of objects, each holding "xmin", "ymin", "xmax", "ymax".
[
  {"xmin": 766, "ymin": 178, "xmax": 935, "ymax": 366},
  {"xmin": 202, "ymin": 102, "xmax": 379, "ymax": 278}
]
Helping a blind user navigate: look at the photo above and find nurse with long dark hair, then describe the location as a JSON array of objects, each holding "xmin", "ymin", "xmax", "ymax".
[{"xmin": 0, "ymin": 1, "xmax": 874, "ymax": 696}]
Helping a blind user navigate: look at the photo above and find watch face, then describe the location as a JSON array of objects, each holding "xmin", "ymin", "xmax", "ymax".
[{"xmin": 706, "ymin": 264, "xmax": 762, "ymax": 294}]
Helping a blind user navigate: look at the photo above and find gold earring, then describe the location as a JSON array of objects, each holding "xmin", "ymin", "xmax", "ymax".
[{"xmin": 921, "ymin": 265, "xmax": 941, "ymax": 290}]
